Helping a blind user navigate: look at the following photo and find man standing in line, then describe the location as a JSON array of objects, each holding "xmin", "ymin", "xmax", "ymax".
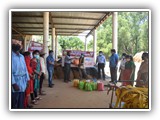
[
  {"xmin": 96, "ymin": 51, "xmax": 106, "ymax": 80},
  {"xmin": 109, "ymin": 49, "xmax": 119, "ymax": 83},
  {"xmin": 12, "ymin": 41, "xmax": 30, "ymax": 109},
  {"xmin": 64, "ymin": 51, "xmax": 72, "ymax": 83},
  {"xmin": 39, "ymin": 52, "xmax": 46, "ymax": 95},
  {"xmin": 46, "ymin": 50, "xmax": 54, "ymax": 88},
  {"xmin": 78, "ymin": 53, "xmax": 87, "ymax": 79}
]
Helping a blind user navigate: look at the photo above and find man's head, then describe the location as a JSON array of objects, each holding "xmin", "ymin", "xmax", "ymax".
[
  {"xmin": 142, "ymin": 52, "xmax": 148, "ymax": 60},
  {"xmin": 111, "ymin": 49, "xmax": 116, "ymax": 55},
  {"xmin": 81, "ymin": 53, "xmax": 84, "ymax": 57},
  {"xmin": 49, "ymin": 50, "xmax": 53, "ymax": 56},
  {"xmin": 33, "ymin": 50, "xmax": 40, "ymax": 59},
  {"xmin": 122, "ymin": 53, "xmax": 126, "ymax": 57},
  {"xmin": 99, "ymin": 51, "xmax": 103, "ymax": 56},
  {"xmin": 12, "ymin": 40, "xmax": 22, "ymax": 53},
  {"xmin": 23, "ymin": 51, "xmax": 30, "ymax": 57},
  {"xmin": 122, "ymin": 53, "xmax": 126, "ymax": 59},
  {"xmin": 125, "ymin": 55, "xmax": 131, "ymax": 62},
  {"xmin": 67, "ymin": 51, "xmax": 71, "ymax": 56}
]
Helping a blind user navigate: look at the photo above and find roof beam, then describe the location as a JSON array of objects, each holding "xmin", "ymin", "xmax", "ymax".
[
  {"xmin": 52, "ymin": 16, "xmax": 100, "ymax": 20},
  {"xmin": 12, "ymin": 27, "xmax": 25, "ymax": 37},
  {"xmin": 14, "ymin": 27, "xmax": 92, "ymax": 30},
  {"xmin": 12, "ymin": 22, "xmax": 96, "ymax": 26},
  {"xmin": 20, "ymin": 30, "xmax": 52, "ymax": 32},
  {"xmin": 12, "ymin": 15, "xmax": 43, "ymax": 18},
  {"xmin": 86, "ymin": 12, "xmax": 112, "ymax": 37},
  {"xmin": 81, "ymin": 12, "xmax": 108, "ymax": 14},
  {"xmin": 12, "ymin": 13, "xmax": 107, "ymax": 21},
  {"xmin": 57, "ymin": 34, "xmax": 86, "ymax": 36},
  {"xmin": 13, "ymin": 33, "xmax": 44, "ymax": 35},
  {"xmin": 18, "ymin": 31, "xmax": 87, "ymax": 34},
  {"xmin": 56, "ymin": 31, "xmax": 88, "ymax": 34},
  {"xmin": 13, "ymin": 22, "xmax": 48, "ymax": 24},
  {"xmin": 12, "ymin": 33, "xmax": 86, "ymax": 36},
  {"xmin": 14, "ymin": 27, "xmax": 50, "ymax": 29}
]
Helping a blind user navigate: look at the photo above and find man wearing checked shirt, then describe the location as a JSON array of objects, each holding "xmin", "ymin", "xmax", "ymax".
[{"xmin": 96, "ymin": 51, "xmax": 106, "ymax": 80}]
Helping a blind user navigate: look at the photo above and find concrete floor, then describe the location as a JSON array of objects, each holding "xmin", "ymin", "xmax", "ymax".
[
  {"xmin": 33, "ymin": 79, "xmax": 116, "ymax": 109},
  {"xmin": 32, "ymin": 62, "xmax": 141, "ymax": 109}
]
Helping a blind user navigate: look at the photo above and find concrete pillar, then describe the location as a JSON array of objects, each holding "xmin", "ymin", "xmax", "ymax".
[
  {"xmin": 24, "ymin": 35, "xmax": 32, "ymax": 51},
  {"xmin": 24, "ymin": 37, "xmax": 27, "ymax": 51},
  {"xmin": 52, "ymin": 28, "xmax": 56, "ymax": 55},
  {"xmin": 55, "ymin": 35, "xmax": 58, "ymax": 60},
  {"xmin": 93, "ymin": 29, "xmax": 97, "ymax": 62},
  {"xmin": 85, "ymin": 37, "xmax": 87, "ymax": 51},
  {"xmin": 112, "ymin": 12, "xmax": 118, "ymax": 51},
  {"xmin": 43, "ymin": 12, "xmax": 49, "ymax": 58}
]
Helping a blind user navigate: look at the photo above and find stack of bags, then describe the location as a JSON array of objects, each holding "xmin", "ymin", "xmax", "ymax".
[
  {"xmin": 115, "ymin": 85, "xmax": 148, "ymax": 108},
  {"xmin": 73, "ymin": 79, "xmax": 104, "ymax": 92}
]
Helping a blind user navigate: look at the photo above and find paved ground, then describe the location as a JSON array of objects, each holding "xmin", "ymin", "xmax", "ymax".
[
  {"xmin": 32, "ymin": 62, "xmax": 141, "ymax": 109},
  {"xmin": 33, "ymin": 79, "xmax": 116, "ymax": 109}
]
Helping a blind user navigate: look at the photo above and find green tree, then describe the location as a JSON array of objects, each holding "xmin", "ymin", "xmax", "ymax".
[
  {"xmin": 88, "ymin": 12, "xmax": 149, "ymax": 58},
  {"xmin": 58, "ymin": 36, "xmax": 84, "ymax": 50}
]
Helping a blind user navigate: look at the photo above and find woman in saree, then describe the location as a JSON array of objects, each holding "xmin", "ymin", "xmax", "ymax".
[
  {"xmin": 119, "ymin": 53, "xmax": 126, "ymax": 81},
  {"xmin": 23, "ymin": 51, "xmax": 34, "ymax": 108},
  {"xmin": 136, "ymin": 52, "xmax": 149, "ymax": 87},
  {"xmin": 122, "ymin": 55, "xmax": 136, "ymax": 86},
  {"xmin": 30, "ymin": 50, "xmax": 42, "ymax": 104}
]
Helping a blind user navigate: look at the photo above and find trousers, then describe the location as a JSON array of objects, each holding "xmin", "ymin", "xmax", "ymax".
[
  {"xmin": 110, "ymin": 67, "xmax": 117, "ymax": 82},
  {"xmin": 12, "ymin": 92, "xmax": 25, "ymax": 109},
  {"xmin": 64, "ymin": 63, "xmax": 71, "ymax": 82},
  {"xmin": 98, "ymin": 63, "xmax": 105, "ymax": 80},
  {"xmin": 47, "ymin": 68, "xmax": 54, "ymax": 86}
]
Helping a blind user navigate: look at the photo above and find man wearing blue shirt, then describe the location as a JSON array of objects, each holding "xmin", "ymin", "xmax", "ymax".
[
  {"xmin": 96, "ymin": 51, "xmax": 106, "ymax": 80},
  {"xmin": 109, "ymin": 49, "xmax": 119, "ymax": 83},
  {"xmin": 46, "ymin": 50, "xmax": 54, "ymax": 88},
  {"xmin": 12, "ymin": 43, "xmax": 30, "ymax": 109}
]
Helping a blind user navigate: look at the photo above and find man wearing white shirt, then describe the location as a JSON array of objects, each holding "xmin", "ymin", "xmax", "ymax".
[
  {"xmin": 96, "ymin": 51, "xmax": 106, "ymax": 80},
  {"xmin": 39, "ymin": 52, "xmax": 46, "ymax": 95}
]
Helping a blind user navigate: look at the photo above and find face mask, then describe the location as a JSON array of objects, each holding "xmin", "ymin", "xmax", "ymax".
[
  {"xmin": 34, "ymin": 55, "xmax": 39, "ymax": 59},
  {"xmin": 49, "ymin": 53, "xmax": 53, "ymax": 56},
  {"xmin": 99, "ymin": 53, "xmax": 102, "ymax": 56},
  {"xmin": 12, "ymin": 44, "xmax": 21, "ymax": 52}
]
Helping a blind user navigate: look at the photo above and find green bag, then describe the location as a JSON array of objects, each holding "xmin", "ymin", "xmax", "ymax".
[
  {"xmin": 85, "ymin": 82, "xmax": 92, "ymax": 91},
  {"xmin": 88, "ymin": 83, "xmax": 92, "ymax": 91},
  {"xmin": 79, "ymin": 81, "xmax": 85, "ymax": 90},
  {"xmin": 91, "ymin": 82, "xmax": 97, "ymax": 90},
  {"xmin": 84, "ymin": 83, "xmax": 88, "ymax": 91}
]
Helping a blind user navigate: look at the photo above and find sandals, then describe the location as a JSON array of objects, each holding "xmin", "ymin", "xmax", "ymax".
[
  {"xmin": 27, "ymin": 104, "xmax": 33, "ymax": 108},
  {"xmin": 35, "ymin": 97, "xmax": 42, "ymax": 100},
  {"xmin": 31, "ymin": 100, "xmax": 38, "ymax": 105}
]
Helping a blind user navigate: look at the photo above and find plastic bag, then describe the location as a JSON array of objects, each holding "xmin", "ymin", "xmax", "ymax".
[
  {"xmin": 79, "ymin": 81, "xmax": 85, "ymax": 90},
  {"xmin": 97, "ymin": 82, "xmax": 104, "ymax": 91},
  {"xmin": 91, "ymin": 82, "xmax": 97, "ymax": 90},
  {"xmin": 73, "ymin": 79, "xmax": 79, "ymax": 87},
  {"xmin": 85, "ymin": 83, "xmax": 92, "ymax": 91}
]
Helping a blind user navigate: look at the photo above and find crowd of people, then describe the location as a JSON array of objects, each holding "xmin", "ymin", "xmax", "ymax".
[
  {"xmin": 11, "ymin": 41, "xmax": 149, "ymax": 109},
  {"xmin": 96, "ymin": 49, "xmax": 148, "ymax": 87},
  {"xmin": 12, "ymin": 42, "xmax": 55, "ymax": 109}
]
